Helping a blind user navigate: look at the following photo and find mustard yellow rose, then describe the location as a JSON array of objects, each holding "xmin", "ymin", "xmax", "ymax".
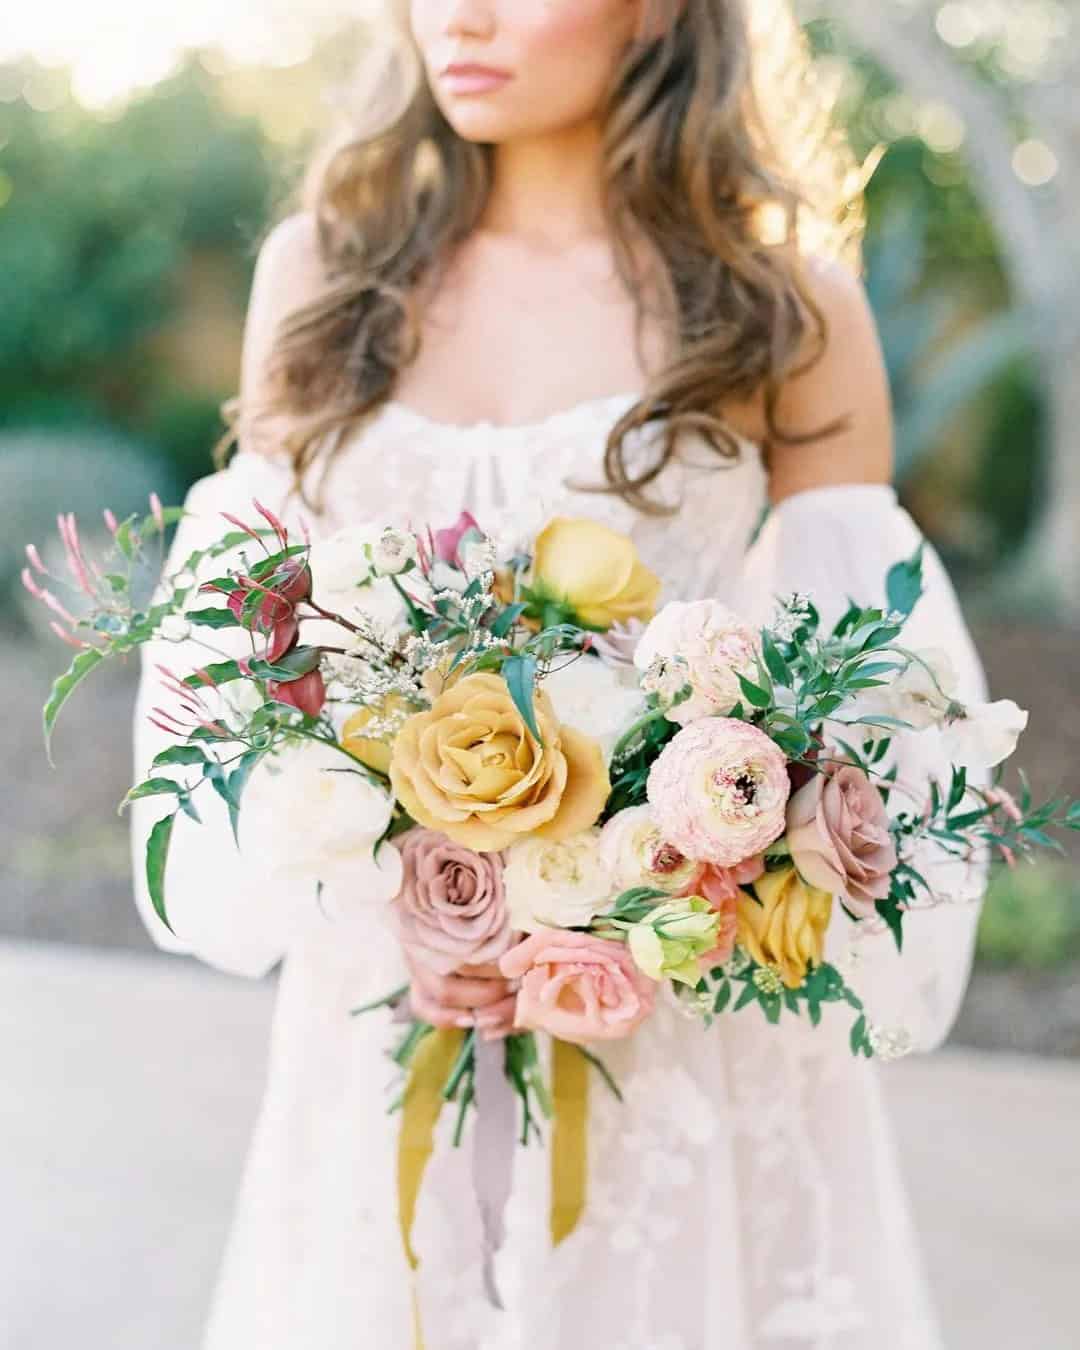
[
  {"xmin": 389, "ymin": 672, "xmax": 610, "ymax": 852},
  {"xmin": 532, "ymin": 517, "xmax": 661, "ymax": 629},
  {"xmin": 341, "ymin": 695, "xmax": 416, "ymax": 775},
  {"xmin": 735, "ymin": 865, "xmax": 833, "ymax": 990}
]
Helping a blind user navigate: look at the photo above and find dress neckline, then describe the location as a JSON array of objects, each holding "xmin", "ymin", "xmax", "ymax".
[{"xmin": 375, "ymin": 388, "xmax": 643, "ymax": 436}]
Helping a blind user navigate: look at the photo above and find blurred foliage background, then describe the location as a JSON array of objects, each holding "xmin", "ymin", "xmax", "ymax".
[{"xmin": 1, "ymin": 1, "xmax": 1078, "ymax": 1052}]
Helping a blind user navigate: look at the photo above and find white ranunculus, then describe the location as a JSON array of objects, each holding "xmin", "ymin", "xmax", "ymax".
[
  {"xmin": 504, "ymin": 829, "xmax": 614, "ymax": 932},
  {"xmin": 542, "ymin": 653, "xmax": 645, "ymax": 760},
  {"xmin": 633, "ymin": 600, "xmax": 760, "ymax": 724},
  {"xmin": 940, "ymin": 698, "xmax": 1029, "ymax": 771},
  {"xmin": 305, "ymin": 524, "xmax": 407, "ymax": 648},
  {"xmin": 598, "ymin": 804, "xmax": 703, "ymax": 895},
  {"xmin": 239, "ymin": 738, "xmax": 403, "ymax": 917}
]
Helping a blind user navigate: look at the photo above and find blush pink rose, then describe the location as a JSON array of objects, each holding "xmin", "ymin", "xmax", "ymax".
[
  {"xmin": 786, "ymin": 763, "xmax": 898, "ymax": 918},
  {"xmin": 392, "ymin": 829, "xmax": 512, "ymax": 975},
  {"xmin": 499, "ymin": 930, "xmax": 656, "ymax": 1045}
]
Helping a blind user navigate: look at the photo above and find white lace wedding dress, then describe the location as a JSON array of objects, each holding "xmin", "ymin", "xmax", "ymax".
[{"xmin": 130, "ymin": 390, "xmax": 988, "ymax": 1350}]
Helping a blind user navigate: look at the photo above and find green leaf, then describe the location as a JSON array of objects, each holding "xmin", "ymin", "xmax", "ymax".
[
  {"xmin": 146, "ymin": 813, "xmax": 176, "ymax": 933},
  {"xmin": 152, "ymin": 744, "xmax": 208, "ymax": 768},
  {"xmin": 119, "ymin": 778, "xmax": 183, "ymax": 811},
  {"xmin": 503, "ymin": 653, "xmax": 543, "ymax": 743},
  {"xmin": 733, "ymin": 981, "xmax": 758, "ymax": 1012},
  {"xmin": 849, "ymin": 1013, "xmax": 867, "ymax": 1056},
  {"xmin": 43, "ymin": 647, "xmax": 106, "ymax": 764},
  {"xmin": 185, "ymin": 607, "xmax": 241, "ymax": 630},
  {"xmin": 490, "ymin": 603, "xmax": 527, "ymax": 640},
  {"xmin": 877, "ymin": 896, "xmax": 905, "ymax": 952},
  {"xmin": 761, "ymin": 630, "xmax": 790, "ymax": 685},
  {"xmin": 183, "ymin": 660, "xmax": 246, "ymax": 688},
  {"xmin": 225, "ymin": 752, "xmax": 263, "ymax": 846},
  {"xmin": 736, "ymin": 672, "xmax": 772, "ymax": 709},
  {"xmin": 713, "ymin": 980, "xmax": 732, "ymax": 1014},
  {"xmin": 886, "ymin": 545, "xmax": 925, "ymax": 617}
]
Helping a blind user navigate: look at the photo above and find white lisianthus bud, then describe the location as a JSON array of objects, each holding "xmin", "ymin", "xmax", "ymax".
[
  {"xmin": 156, "ymin": 614, "xmax": 192, "ymax": 642},
  {"xmin": 371, "ymin": 527, "xmax": 418, "ymax": 576},
  {"xmin": 640, "ymin": 655, "xmax": 690, "ymax": 709}
]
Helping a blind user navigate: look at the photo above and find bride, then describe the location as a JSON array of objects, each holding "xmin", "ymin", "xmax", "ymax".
[{"xmin": 130, "ymin": 1, "xmax": 989, "ymax": 1346}]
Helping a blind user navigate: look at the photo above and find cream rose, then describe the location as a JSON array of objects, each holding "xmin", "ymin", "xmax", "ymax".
[{"xmin": 504, "ymin": 828, "xmax": 613, "ymax": 932}]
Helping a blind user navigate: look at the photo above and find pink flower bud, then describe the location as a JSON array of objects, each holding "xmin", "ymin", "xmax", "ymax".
[
  {"xmin": 25, "ymin": 544, "xmax": 47, "ymax": 574},
  {"xmin": 103, "ymin": 508, "xmax": 119, "ymax": 535},
  {"xmin": 149, "ymin": 493, "xmax": 165, "ymax": 529},
  {"xmin": 21, "ymin": 567, "xmax": 45, "ymax": 600},
  {"xmin": 268, "ymin": 668, "xmax": 326, "ymax": 718}
]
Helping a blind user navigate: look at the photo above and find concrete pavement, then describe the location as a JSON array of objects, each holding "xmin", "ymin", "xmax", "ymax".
[{"xmin": 1, "ymin": 938, "xmax": 1077, "ymax": 1350}]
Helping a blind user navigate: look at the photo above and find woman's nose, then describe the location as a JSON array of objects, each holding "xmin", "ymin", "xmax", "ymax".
[{"xmin": 442, "ymin": 0, "xmax": 497, "ymax": 40}]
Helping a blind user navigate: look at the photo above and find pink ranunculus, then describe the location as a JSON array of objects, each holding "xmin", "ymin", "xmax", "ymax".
[
  {"xmin": 393, "ymin": 830, "xmax": 512, "ymax": 975},
  {"xmin": 646, "ymin": 718, "xmax": 790, "ymax": 867},
  {"xmin": 786, "ymin": 762, "xmax": 898, "ymax": 918},
  {"xmin": 499, "ymin": 930, "xmax": 656, "ymax": 1045}
]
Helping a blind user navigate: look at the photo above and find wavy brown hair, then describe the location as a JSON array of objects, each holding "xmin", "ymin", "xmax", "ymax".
[{"xmin": 217, "ymin": 0, "xmax": 869, "ymax": 515}]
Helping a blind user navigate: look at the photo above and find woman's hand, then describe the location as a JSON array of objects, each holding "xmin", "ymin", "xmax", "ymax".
[{"xmin": 404, "ymin": 950, "xmax": 518, "ymax": 1041}]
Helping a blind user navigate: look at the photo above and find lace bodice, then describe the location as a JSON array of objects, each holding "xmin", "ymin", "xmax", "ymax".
[{"xmin": 284, "ymin": 390, "xmax": 769, "ymax": 607}]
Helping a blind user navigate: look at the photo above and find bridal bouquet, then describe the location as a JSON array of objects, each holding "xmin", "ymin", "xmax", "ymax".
[{"xmin": 25, "ymin": 490, "xmax": 1079, "ymax": 1300}]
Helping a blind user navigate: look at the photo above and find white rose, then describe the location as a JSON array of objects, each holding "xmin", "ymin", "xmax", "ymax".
[
  {"xmin": 239, "ymin": 738, "xmax": 403, "ymax": 917},
  {"xmin": 598, "ymin": 804, "xmax": 703, "ymax": 895},
  {"xmin": 371, "ymin": 527, "xmax": 418, "ymax": 576},
  {"xmin": 543, "ymin": 653, "xmax": 646, "ymax": 760},
  {"xmin": 504, "ymin": 829, "xmax": 613, "ymax": 932},
  {"xmin": 305, "ymin": 524, "xmax": 407, "ymax": 647},
  {"xmin": 633, "ymin": 600, "xmax": 760, "ymax": 724}
]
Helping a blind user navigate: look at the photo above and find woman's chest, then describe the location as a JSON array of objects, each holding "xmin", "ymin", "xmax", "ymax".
[{"xmin": 390, "ymin": 237, "xmax": 671, "ymax": 427}]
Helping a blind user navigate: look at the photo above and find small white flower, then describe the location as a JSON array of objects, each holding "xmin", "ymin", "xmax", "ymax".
[
  {"xmin": 504, "ymin": 829, "xmax": 613, "ymax": 932},
  {"xmin": 371, "ymin": 527, "xmax": 418, "ymax": 576},
  {"xmin": 460, "ymin": 535, "xmax": 497, "ymax": 580},
  {"xmin": 305, "ymin": 524, "xmax": 407, "ymax": 647},
  {"xmin": 156, "ymin": 614, "xmax": 192, "ymax": 643}
]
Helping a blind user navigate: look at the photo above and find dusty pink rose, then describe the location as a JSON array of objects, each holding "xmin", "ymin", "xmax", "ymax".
[
  {"xmin": 499, "ymin": 930, "xmax": 656, "ymax": 1044},
  {"xmin": 392, "ymin": 829, "xmax": 512, "ymax": 975},
  {"xmin": 786, "ymin": 763, "xmax": 898, "ymax": 918},
  {"xmin": 646, "ymin": 718, "xmax": 790, "ymax": 867}
]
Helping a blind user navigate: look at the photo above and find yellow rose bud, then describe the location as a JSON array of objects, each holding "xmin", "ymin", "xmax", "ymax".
[
  {"xmin": 389, "ymin": 671, "xmax": 610, "ymax": 852},
  {"xmin": 341, "ymin": 694, "xmax": 417, "ymax": 775},
  {"xmin": 735, "ymin": 865, "xmax": 833, "ymax": 989},
  {"xmin": 532, "ymin": 517, "xmax": 661, "ymax": 630}
]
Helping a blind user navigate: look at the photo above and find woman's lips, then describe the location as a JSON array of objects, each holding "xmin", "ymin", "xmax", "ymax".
[{"xmin": 440, "ymin": 64, "xmax": 513, "ymax": 96}]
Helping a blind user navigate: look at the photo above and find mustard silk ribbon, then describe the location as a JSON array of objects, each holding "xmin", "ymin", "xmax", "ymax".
[
  {"xmin": 550, "ymin": 1036, "xmax": 590, "ymax": 1246},
  {"xmin": 397, "ymin": 1030, "xmax": 589, "ymax": 1345}
]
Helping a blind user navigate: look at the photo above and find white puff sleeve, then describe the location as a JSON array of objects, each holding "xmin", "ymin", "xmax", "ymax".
[
  {"xmin": 128, "ymin": 451, "xmax": 315, "ymax": 978},
  {"xmin": 735, "ymin": 483, "xmax": 990, "ymax": 1052}
]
